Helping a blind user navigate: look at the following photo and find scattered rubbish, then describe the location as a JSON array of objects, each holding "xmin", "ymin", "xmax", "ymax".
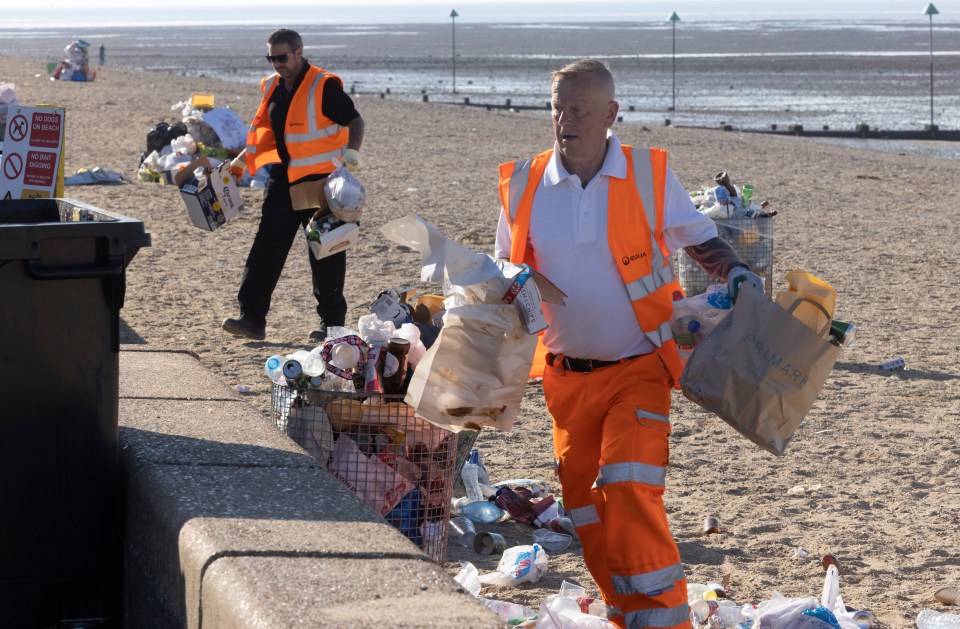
[
  {"xmin": 235, "ymin": 384, "xmax": 253, "ymax": 394},
  {"xmin": 538, "ymin": 594, "xmax": 614, "ymax": 628},
  {"xmin": 479, "ymin": 597, "xmax": 536, "ymax": 624},
  {"xmin": 787, "ymin": 484, "xmax": 822, "ymax": 495},
  {"xmin": 794, "ymin": 547, "xmax": 810, "ymax": 558},
  {"xmin": 532, "ymin": 528, "xmax": 573, "ymax": 554},
  {"xmin": 703, "ymin": 514, "xmax": 721, "ymax": 534},
  {"xmin": 477, "ymin": 543, "xmax": 548, "ymax": 586},
  {"xmin": 473, "ymin": 531, "xmax": 507, "ymax": 556},
  {"xmin": 458, "ymin": 499, "xmax": 503, "ymax": 524},
  {"xmin": 448, "ymin": 515, "xmax": 476, "ymax": 548},
  {"xmin": 917, "ymin": 609, "xmax": 960, "ymax": 629},
  {"xmin": 454, "ymin": 561, "xmax": 481, "ymax": 597},
  {"xmin": 64, "ymin": 167, "xmax": 125, "ymax": 186},
  {"xmin": 49, "ymin": 40, "xmax": 96, "ymax": 82},
  {"xmin": 851, "ymin": 609, "xmax": 876, "ymax": 628},
  {"xmin": 880, "ymin": 357, "xmax": 906, "ymax": 372},
  {"xmin": 936, "ymin": 587, "xmax": 960, "ymax": 606},
  {"xmin": 822, "ymin": 554, "xmax": 844, "ymax": 575}
]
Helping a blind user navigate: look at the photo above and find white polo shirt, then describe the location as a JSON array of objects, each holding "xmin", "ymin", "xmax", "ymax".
[{"xmin": 494, "ymin": 133, "xmax": 717, "ymax": 361}]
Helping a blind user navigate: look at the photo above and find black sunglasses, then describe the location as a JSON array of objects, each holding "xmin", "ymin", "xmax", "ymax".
[{"xmin": 265, "ymin": 51, "xmax": 295, "ymax": 64}]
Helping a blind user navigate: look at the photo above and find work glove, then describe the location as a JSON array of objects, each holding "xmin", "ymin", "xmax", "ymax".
[
  {"xmin": 727, "ymin": 266, "xmax": 764, "ymax": 303},
  {"xmin": 343, "ymin": 148, "xmax": 360, "ymax": 172},
  {"xmin": 229, "ymin": 156, "xmax": 246, "ymax": 182}
]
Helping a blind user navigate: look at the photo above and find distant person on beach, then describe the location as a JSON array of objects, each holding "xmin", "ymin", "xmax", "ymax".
[
  {"xmin": 222, "ymin": 28, "xmax": 364, "ymax": 341},
  {"xmin": 98, "ymin": 44, "xmax": 105, "ymax": 65},
  {"xmin": 494, "ymin": 58, "xmax": 762, "ymax": 628}
]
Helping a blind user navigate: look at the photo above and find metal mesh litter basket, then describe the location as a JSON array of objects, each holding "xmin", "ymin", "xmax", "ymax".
[
  {"xmin": 271, "ymin": 384, "xmax": 457, "ymax": 563},
  {"xmin": 675, "ymin": 216, "xmax": 775, "ymax": 298}
]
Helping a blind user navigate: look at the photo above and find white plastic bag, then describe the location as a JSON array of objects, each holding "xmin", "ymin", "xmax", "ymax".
[
  {"xmin": 478, "ymin": 543, "xmax": 548, "ymax": 586},
  {"xmin": 454, "ymin": 561, "xmax": 481, "ymax": 597}
]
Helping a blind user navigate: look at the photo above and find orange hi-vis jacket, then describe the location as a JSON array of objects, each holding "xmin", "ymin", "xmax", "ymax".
[
  {"xmin": 498, "ymin": 145, "xmax": 686, "ymax": 387},
  {"xmin": 244, "ymin": 65, "xmax": 349, "ymax": 183}
]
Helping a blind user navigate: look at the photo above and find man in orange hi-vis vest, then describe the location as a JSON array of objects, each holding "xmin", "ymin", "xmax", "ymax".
[
  {"xmin": 222, "ymin": 28, "xmax": 364, "ymax": 342},
  {"xmin": 495, "ymin": 59, "xmax": 763, "ymax": 629}
]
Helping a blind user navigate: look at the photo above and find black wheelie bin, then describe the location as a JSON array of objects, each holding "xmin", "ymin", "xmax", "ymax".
[{"xmin": 0, "ymin": 198, "xmax": 151, "ymax": 628}]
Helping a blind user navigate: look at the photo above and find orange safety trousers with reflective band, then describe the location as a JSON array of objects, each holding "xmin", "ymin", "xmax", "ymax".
[
  {"xmin": 244, "ymin": 65, "xmax": 349, "ymax": 182},
  {"xmin": 497, "ymin": 146, "xmax": 686, "ymax": 386},
  {"xmin": 545, "ymin": 355, "xmax": 690, "ymax": 629}
]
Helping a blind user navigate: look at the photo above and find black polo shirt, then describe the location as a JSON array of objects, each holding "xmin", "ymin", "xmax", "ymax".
[{"xmin": 267, "ymin": 59, "xmax": 360, "ymax": 184}]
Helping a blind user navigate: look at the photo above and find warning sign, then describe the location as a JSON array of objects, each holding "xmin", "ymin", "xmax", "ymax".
[
  {"xmin": 30, "ymin": 111, "xmax": 63, "ymax": 148},
  {"xmin": 0, "ymin": 105, "xmax": 65, "ymax": 200}
]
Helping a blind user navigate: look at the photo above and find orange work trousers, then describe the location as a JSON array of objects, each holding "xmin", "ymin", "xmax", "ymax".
[{"xmin": 544, "ymin": 352, "xmax": 690, "ymax": 629}]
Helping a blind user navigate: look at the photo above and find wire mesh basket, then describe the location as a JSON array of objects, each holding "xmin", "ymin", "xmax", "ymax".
[
  {"xmin": 675, "ymin": 216, "xmax": 775, "ymax": 298},
  {"xmin": 271, "ymin": 384, "xmax": 458, "ymax": 563}
]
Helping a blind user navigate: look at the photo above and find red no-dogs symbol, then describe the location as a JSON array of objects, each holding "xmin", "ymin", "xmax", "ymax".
[
  {"xmin": 3, "ymin": 152, "xmax": 24, "ymax": 180},
  {"xmin": 8, "ymin": 114, "xmax": 28, "ymax": 142}
]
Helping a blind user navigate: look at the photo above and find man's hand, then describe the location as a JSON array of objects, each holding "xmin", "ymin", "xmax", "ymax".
[
  {"xmin": 727, "ymin": 266, "xmax": 764, "ymax": 302},
  {"xmin": 229, "ymin": 156, "xmax": 245, "ymax": 182},
  {"xmin": 343, "ymin": 148, "xmax": 360, "ymax": 172}
]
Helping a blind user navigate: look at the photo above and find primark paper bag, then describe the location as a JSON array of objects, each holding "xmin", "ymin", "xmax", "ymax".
[{"xmin": 679, "ymin": 286, "xmax": 841, "ymax": 455}]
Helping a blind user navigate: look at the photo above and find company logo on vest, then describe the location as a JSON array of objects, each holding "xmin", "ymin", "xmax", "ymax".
[{"xmin": 621, "ymin": 251, "xmax": 647, "ymax": 266}]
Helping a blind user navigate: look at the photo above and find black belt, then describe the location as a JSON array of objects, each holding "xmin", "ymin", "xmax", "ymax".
[{"xmin": 547, "ymin": 353, "xmax": 643, "ymax": 373}]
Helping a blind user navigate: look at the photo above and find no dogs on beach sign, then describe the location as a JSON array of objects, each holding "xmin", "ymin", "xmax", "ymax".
[{"xmin": 0, "ymin": 105, "xmax": 66, "ymax": 200}]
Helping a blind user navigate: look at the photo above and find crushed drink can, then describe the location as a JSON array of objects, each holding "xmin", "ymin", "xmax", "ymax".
[
  {"xmin": 880, "ymin": 357, "xmax": 905, "ymax": 371},
  {"xmin": 703, "ymin": 515, "xmax": 721, "ymax": 534},
  {"xmin": 829, "ymin": 320, "xmax": 857, "ymax": 347}
]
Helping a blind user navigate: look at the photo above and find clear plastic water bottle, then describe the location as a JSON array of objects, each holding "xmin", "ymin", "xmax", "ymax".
[
  {"xmin": 469, "ymin": 449, "xmax": 490, "ymax": 485},
  {"xmin": 459, "ymin": 500, "xmax": 503, "ymax": 524},
  {"xmin": 917, "ymin": 609, "xmax": 960, "ymax": 629},
  {"xmin": 264, "ymin": 355, "xmax": 285, "ymax": 383},
  {"xmin": 461, "ymin": 461, "xmax": 485, "ymax": 503}
]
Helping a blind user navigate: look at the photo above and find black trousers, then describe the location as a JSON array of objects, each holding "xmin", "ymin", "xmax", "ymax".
[{"xmin": 237, "ymin": 174, "xmax": 347, "ymax": 329}]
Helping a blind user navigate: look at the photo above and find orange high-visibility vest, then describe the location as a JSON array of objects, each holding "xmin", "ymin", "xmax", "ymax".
[
  {"xmin": 497, "ymin": 146, "xmax": 686, "ymax": 386},
  {"xmin": 245, "ymin": 65, "xmax": 349, "ymax": 183}
]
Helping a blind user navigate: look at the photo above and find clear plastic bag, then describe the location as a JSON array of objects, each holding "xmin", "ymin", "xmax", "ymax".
[{"xmin": 477, "ymin": 543, "xmax": 548, "ymax": 586}]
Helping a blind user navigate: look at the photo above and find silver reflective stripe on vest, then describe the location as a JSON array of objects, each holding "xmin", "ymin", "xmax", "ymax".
[
  {"xmin": 246, "ymin": 76, "xmax": 279, "ymax": 156},
  {"xmin": 635, "ymin": 408, "xmax": 670, "ymax": 424},
  {"xmin": 627, "ymin": 147, "xmax": 673, "ymax": 314},
  {"xmin": 643, "ymin": 320, "xmax": 673, "ymax": 349},
  {"xmin": 612, "ymin": 562, "xmax": 685, "ymax": 596},
  {"xmin": 625, "ymin": 265, "xmax": 675, "ymax": 301},
  {"xmin": 285, "ymin": 72, "xmax": 345, "ymax": 144},
  {"xmin": 606, "ymin": 606, "xmax": 622, "ymax": 619},
  {"xmin": 595, "ymin": 461, "xmax": 666, "ymax": 488},
  {"xmin": 506, "ymin": 158, "xmax": 534, "ymax": 223},
  {"xmin": 624, "ymin": 603, "xmax": 690, "ymax": 629},
  {"xmin": 567, "ymin": 504, "xmax": 600, "ymax": 528},
  {"xmin": 289, "ymin": 147, "xmax": 346, "ymax": 170}
]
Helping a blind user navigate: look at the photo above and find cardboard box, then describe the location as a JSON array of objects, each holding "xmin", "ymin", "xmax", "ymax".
[
  {"xmin": 174, "ymin": 156, "xmax": 243, "ymax": 231},
  {"xmin": 307, "ymin": 220, "xmax": 359, "ymax": 259},
  {"xmin": 499, "ymin": 262, "xmax": 566, "ymax": 334}
]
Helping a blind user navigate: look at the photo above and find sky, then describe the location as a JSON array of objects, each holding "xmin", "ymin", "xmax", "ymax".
[{"xmin": 5, "ymin": 0, "xmax": 952, "ymax": 27}]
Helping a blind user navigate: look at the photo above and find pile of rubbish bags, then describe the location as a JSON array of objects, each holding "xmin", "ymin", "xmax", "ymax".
[
  {"xmin": 137, "ymin": 95, "xmax": 267, "ymax": 187},
  {"xmin": 49, "ymin": 40, "xmax": 96, "ymax": 82}
]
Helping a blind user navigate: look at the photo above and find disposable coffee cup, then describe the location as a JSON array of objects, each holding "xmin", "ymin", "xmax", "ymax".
[
  {"xmin": 473, "ymin": 531, "xmax": 506, "ymax": 555},
  {"xmin": 703, "ymin": 515, "xmax": 721, "ymax": 534}
]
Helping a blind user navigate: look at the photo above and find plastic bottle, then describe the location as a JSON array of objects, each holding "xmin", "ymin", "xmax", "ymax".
[
  {"xmin": 469, "ymin": 449, "xmax": 490, "ymax": 485},
  {"xmin": 670, "ymin": 291, "xmax": 701, "ymax": 360},
  {"xmin": 461, "ymin": 461, "xmax": 485, "ymax": 503},
  {"xmin": 458, "ymin": 500, "xmax": 503, "ymax": 524},
  {"xmin": 264, "ymin": 355, "xmax": 285, "ymax": 383},
  {"xmin": 917, "ymin": 610, "xmax": 960, "ymax": 629},
  {"xmin": 740, "ymin": 183, "xmax": 754, "ymax": 207}
]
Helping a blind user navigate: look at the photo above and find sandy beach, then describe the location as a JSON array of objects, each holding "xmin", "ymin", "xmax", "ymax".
[{"xmin": 2, "ymin": 53, "xmax": 959, "ymax": 627}]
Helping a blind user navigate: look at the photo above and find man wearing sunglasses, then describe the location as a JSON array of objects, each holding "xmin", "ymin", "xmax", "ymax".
[{"xmin": 223, "ymin": 28, "xmax": 364, "ymax": 342}]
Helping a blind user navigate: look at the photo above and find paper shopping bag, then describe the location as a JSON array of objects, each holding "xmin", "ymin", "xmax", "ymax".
[{"xmin": 679, "ymin": 285, "xmax": 841, "ymax": 455}]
